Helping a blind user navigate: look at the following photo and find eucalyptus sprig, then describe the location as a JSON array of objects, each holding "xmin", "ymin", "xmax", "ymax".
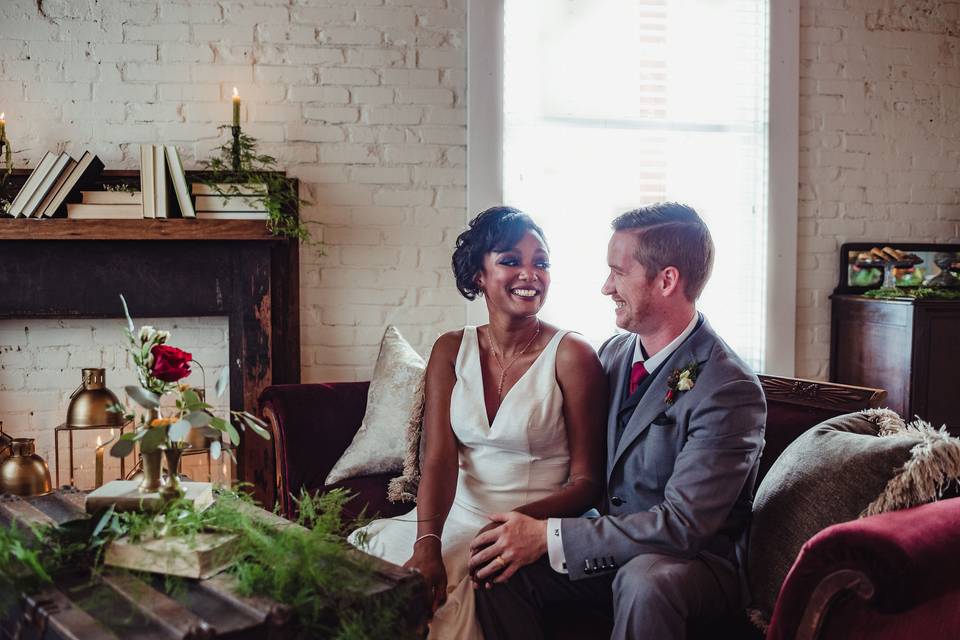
[{"xmin": 199, "ymin": 126, "xmax": 311, "ymax": 242}]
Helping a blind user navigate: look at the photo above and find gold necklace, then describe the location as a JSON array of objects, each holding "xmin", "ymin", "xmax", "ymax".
[{"xmin": 488, "ymin": 320, "xmax": 541, "ymax": 400}]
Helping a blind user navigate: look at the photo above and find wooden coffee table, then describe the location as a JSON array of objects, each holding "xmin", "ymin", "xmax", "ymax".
[{"xmin": 0, "ymin": 489, "xmax": 427, "ymax": 639}]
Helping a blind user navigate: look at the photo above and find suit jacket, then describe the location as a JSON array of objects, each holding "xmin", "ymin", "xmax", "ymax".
[{"xmin": 560, "ymin": 316, "xmax": 766, "ymax": 581}]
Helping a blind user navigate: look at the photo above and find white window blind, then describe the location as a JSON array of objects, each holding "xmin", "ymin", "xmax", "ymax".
[{"xmin": 501, "ymin": 0, "xmax": 770, "ymax": 370}]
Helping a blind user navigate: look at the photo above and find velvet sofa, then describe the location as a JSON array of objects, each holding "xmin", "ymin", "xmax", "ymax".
[{"xmin": 255, "ymin": 375, "xmax": 960, "ymax": 639}]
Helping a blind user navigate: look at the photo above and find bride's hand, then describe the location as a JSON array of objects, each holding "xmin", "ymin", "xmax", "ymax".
[
  {"xmin": 404, "ymin": 538, "xmax": 447, "ymax": 614},
  {"xmin": 469, "ymin": 521, "xmax": 502, "ymax": 587}
]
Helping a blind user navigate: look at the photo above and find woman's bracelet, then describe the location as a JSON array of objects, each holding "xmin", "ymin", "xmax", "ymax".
[{"xmin": 414, "ymin": 533, "xmax": 441, "ymax": 546}]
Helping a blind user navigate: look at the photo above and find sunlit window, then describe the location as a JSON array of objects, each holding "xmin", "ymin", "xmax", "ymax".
[{"xmin": 502, "ymin": 0, "xmax": 770, "ymax": 369}]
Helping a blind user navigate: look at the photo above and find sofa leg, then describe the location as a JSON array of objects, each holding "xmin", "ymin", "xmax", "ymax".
[{"xmin": 796, "ymin": 569, "xmax": 875, "ymax": 640}]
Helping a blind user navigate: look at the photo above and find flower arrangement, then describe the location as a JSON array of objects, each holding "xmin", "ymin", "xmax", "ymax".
[
  {"xmin": 108, "ymin": 295, "xmax": 270, "ymax": 462},
  {"xmin": 665, "ymin": 362, "xmax": 699, "ymax": 405}
]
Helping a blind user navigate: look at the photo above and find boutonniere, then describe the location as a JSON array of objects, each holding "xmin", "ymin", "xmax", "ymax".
[{"xmin": 665, "ymin": 362, "xmax": 699, "ymax": 405}]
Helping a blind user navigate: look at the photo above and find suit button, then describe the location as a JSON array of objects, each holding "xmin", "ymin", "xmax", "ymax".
[{"xmin": 611, "ymin": 496, "xmax": 624, "ymax": 507}]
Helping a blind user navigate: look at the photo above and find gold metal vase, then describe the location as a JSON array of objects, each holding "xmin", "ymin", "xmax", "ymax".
[
  {"xmin": 0, "ymin": 438, "xmax": 52, "ymax": 497},
  {"xmin": 138, "ymin": 449, "xmax": 163, "ymax": 494},
  {"xmin": 159, "ymin": 443, "xmax": 190, "ymax": 501}
]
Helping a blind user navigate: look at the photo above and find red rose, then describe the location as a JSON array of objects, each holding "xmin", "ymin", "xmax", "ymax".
[{"xmin": 151, "ymin": 344, "xmax": 192, "ymax": 382}]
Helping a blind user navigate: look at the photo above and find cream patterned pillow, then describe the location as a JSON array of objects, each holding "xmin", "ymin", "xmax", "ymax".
[{"xmin": 325, "ymin": 326, "xmax": 426, "ymax": 485}]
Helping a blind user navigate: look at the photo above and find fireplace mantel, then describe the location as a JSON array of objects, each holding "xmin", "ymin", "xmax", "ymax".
[{"xmin": 0, "ymin": 208, "xmax": 300, "ymax": 503}]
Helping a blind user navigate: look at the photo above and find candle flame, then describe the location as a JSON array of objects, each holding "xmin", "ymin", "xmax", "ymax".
[
  {"xmin": 222, "ymin": 462, "xmax": 228, "ymax": 479},
  {"xmin": 232, "ymin": 87, "xmax": 239, "ymax": 98},
  {"xmin": 1, "ymin": 113, "xmax": 5, "ymax": 120},
  {"xmin": 96, "ymin": 436, "xmax": 102, "ymax": 447}
]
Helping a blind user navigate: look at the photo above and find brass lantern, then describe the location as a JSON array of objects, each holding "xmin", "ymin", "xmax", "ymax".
[
  {"xmin": 0, "ymin": 438, "xmax": 52, "ymax": 497},
  {"xmin": 66, "ymin": 368, "xmax": 123, "ymax": 428}
]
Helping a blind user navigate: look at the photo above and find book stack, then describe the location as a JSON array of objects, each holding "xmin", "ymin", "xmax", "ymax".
[
  {"xmin": 6, "ymin": 150, "xmax": 104, "ymax": 218},
  {"xmin": 67, "ymin": 190, "xmax": 143, "ymax": 219},
  {"xmin": 193, "ymin": 183, "xmax": 268, "ymax": 220}
]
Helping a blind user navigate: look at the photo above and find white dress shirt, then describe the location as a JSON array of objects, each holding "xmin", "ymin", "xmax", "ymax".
[{"xmin": 546, "ymin": 312, "xmax": 700, "ymax": 573}]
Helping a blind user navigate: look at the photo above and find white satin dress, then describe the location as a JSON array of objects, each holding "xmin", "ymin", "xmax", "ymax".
[{"xmin": 350, "ymin": 326, "xmax": 572, "ymax": 639}]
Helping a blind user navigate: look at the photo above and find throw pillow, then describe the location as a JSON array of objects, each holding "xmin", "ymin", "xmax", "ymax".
[
  {"xmin": 747, "ymin": 409, "xmax": 916, "ymax": 626},
  {"xmin": 324, "ymin": 326, "xmax": 426, "ymax": 486}
]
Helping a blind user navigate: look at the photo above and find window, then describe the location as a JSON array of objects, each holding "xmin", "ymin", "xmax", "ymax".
[{"xmin": 469, "ymin": 0, "xmax": 797, "ymax": 373}]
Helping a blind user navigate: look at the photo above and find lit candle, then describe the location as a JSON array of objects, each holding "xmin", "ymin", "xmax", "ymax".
[
  {"xmin": 232, "ymin": 88, "xmax": 240, "ymax": 127},
  {"xmin": 0, "ymin": 113, "xmax": 6, "ymax": 140},
  {"xmin": 95, "ymin": 436, "xmax": 104, "ymax": 488}
]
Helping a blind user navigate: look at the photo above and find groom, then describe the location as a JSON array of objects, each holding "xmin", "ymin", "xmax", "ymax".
[{"xmin": 469, "ymin": 203, "xmax": 766, "ymax": 639}]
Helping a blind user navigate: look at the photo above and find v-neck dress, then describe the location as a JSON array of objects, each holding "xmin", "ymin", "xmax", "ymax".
[{"xmin": 349, "ymin": 326, "xmax": 571, "ymax": 639}]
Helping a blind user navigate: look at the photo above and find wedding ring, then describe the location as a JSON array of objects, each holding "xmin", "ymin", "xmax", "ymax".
[{"xmin": 494, "ymin": 555, "xmax": 506, "ymax": 569}]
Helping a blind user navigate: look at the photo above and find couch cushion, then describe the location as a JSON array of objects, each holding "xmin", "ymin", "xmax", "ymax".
[
  {"xmin": 748, "ymin": 410, "xmax": 916, "ymax": 623},
  {"xmin": 325, "ymin": 326, "xmax": 426, "ymax": 485}
]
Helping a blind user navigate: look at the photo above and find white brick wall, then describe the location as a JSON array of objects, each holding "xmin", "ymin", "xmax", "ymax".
[
  {"xmin": 797, "ymin": 0, "xmax": 960, "ymax": 379},
  {"xmin": 0, "ymin": 0, "xmax": 467, "ymax": 449}
]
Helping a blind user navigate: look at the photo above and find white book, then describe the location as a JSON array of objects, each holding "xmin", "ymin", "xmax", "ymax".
[
  {"xmin": 140, "ymin": 144, "xmax": 155, "ymax": 219},
  {"xmin": 194, "ymin": 195, "xmax": 267, "ymax": 212},
  {"xmin": 164, "ymin": 145, "xmax": 195, "ymax": 218},
  {"xmin": 196, "ymin": 211, "xmax": 268, "ymax": 220},
  {"xmin": 81, "ymin": 191, "xmax": 142, "ymax": 205},
  {"xmin": 23, "ymin": 152, "xmax": 73, "ymax": 218},
  {"xmin": 8, "ymin": 151, "xmax": 55, "ymax": 217},
  {"xmin": 39, "ymin": 151, "xmax": 105, "ymax": 218},
  {"xmin": 67, "ymin": 204, "xmax": 143, "ymax": 219},
  {"xmin": 191, "ymin": 182, "xmax": 267, "ymax": 196},
  {"xmin": 154, "ymin": 144, "xmax": 167, "ymax": 219},
  {"xmin": 33, "ymin": 157, "xmax": 77, "ymax": 217}
]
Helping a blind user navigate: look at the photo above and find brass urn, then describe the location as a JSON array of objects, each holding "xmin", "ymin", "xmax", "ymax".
[
  {"xmin": 0, "ymin": 438, "xmax": 52, "ymax": 497},
  {"xmin": 66, "ymin": 368, "xmax": 124, "ymax": 427}
]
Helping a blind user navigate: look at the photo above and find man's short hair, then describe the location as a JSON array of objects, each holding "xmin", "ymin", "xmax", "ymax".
[{"xmin": 611, "ymin": 202, "xmax": 715, "ymax": 301}]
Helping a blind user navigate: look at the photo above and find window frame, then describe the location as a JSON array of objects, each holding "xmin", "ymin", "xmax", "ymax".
[{"xmin": 466, "ymin": 0, "xmax": 798, "ymax": 375}]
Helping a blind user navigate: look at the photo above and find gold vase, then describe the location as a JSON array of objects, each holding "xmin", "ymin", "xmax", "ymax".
[
  {"xmin": 0, "ymin": 438, "xmax": 52, "ymax": 497},
  {"xmin": 159, "ymin": 443, "xmax": 190, "ymax": 501},
  {"xmin": 138, "ymin": 449, "xmax": 163, "ymax": 493},
  {"xmin": 66, "ymin": 368, "xmax": 124, "ymax": 428}
]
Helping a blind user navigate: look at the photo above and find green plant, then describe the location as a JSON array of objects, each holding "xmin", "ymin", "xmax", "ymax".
[
  {"xmin": 199, "ymin": 127, "xmax": 311, "ymax": 242},
  {"xmin": 0, "ymin": 489, "xmax": 415, "ymax": 639},
  {"xmin": 863, "ymin": 287, "xmax": 960, "ymax": 300}
]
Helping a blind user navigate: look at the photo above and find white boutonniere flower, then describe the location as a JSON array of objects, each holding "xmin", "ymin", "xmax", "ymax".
[{"xmin": 665, "ymin": 363, "xmax": 699, "ymax": 404}]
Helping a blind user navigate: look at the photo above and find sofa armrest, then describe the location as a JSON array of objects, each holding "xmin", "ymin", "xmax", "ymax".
[
  {"xmin": 766, "ymin": 496, "xmax": 960, "ymax": 640},
  {"xmin": 256, "ymin": 382, "xmax": 370, "ymax": 517}
]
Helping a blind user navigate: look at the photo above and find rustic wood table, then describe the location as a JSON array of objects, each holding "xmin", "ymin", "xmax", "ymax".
[{"xmin": 0, "ymin": 489, "xmax": 427, "ymax": 639}]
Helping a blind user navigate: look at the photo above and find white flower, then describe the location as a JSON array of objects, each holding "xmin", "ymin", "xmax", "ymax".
[
  {"xmin": 676, "ymin": 371, "xmax": 695, "ymax": 391},
  {"xmin": 139, "ymin": 325, "xmax": 156, "ymax": 343},
  {"xmin": 155, "ymin": 330, "xmax": 170, "ymax": 344}
]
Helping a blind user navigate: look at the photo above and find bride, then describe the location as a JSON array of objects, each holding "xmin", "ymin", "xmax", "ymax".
[{"xmin": 350, "ymin": 206, "xmax": 607, "ymax": 639}]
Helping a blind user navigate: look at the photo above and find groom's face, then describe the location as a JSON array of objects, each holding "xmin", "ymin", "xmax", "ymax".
[{"xmin": 602, "ymin": 231, "xmax": 658, "ymax": 334}]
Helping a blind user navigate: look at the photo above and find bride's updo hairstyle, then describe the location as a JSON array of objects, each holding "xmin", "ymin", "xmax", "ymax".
[{"xmin": 452, "ymin": 206, "xmax": 548, "ymax": 300}]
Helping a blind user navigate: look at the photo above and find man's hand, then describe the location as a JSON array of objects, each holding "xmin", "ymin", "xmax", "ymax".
[{"xmin": 468, "ymin": 511, "xmax": 547, "ymax": 584}]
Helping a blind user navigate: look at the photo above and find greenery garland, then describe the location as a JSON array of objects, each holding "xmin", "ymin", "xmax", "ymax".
[
  {"xmin": 200, "ymin": 127, "xmax": 312, "ymax": 243},
  {"xmin": 863, "ymin": 287, "xmax": 960, "ymax": 300},
  {"xmin": 0, "ymin": 489, "xmax": 415, "ymax": 639}
]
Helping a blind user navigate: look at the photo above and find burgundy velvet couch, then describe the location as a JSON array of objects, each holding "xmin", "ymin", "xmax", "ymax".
[{"xmin": 256, "ymin": 375, "xmax": 960, "ymax": 639}]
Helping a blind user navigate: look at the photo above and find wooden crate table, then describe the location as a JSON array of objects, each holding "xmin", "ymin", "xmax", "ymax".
[{"xmin": 0, "ymin": 489, "xmax": 427, "ymax": 639}]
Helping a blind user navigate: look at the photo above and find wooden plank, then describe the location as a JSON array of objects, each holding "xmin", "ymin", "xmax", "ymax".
[
  {"xmin": 101, "ymin": 572, "xmax": 215, "ymax": 639},
  {"xmin": 0, "ymin": 219, "xmax": 278, "ymax": 241},
  {"xmin": 199, "ymin": 573, "xmax": 295, "ymax": 633},
  {"xmin": 17, "ymin": 587, "xmax": 123, "ymax": 640},
  {"xmin": 0, "ymin": 494, "xmax": 57, "ymax": 528}
]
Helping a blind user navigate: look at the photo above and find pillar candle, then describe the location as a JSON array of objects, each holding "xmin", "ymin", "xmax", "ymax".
[
  {"xmin": 0, "ymin": 113, "xmax": 6, "ymax": 141},
  {"xmin": 95, "ymin": 436, "xmax": 104, "ymax": 488},
  {"xmin": 232, "ymin": 88, "xmax": 240, "ymax": 127}
]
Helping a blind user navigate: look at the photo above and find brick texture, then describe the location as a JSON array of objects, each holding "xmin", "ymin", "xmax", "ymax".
[
  {"xmin": 0, "ymin": 0, "xmax": 467, "ymax": 451},
  {"xmin": 797, "ymin": 0, "xmax": 960, "ymax": 379}
]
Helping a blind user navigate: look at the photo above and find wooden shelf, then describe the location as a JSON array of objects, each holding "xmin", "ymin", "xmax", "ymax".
[{"xmin": 0, "ymin": 218, "xmax": 282, "ymax": 241}]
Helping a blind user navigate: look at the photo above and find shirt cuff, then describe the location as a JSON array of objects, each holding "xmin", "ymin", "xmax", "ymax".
[{"xmin": 546, "ymin": 518, "xmax": 568, "ymax": 574}]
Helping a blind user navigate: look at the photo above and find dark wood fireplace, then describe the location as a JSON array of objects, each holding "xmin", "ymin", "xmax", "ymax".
[{"xmin": 0, "ymin": 173, "xmax": 300, "ymax": 503}]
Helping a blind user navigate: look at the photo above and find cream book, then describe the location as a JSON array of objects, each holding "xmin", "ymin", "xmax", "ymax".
[
  {"xmin": 191, "ymin": 182, "xmax": 267, "ymax": 196},
  {"xmin": 140, "ymin": 143, "xmax": 155, "ymax": 218},
  {"xmin": 154, "ymin": 144, "xmax": 168, "ymax": 218},
  {"xmin": 81, "ymin": 191, "xmax": 142, "ymax": 205},
  {"xmin": 33, "ymin": 157, "xmax": 77, "ymax": 217},
  {"xmin": 164, "ymin": 144, "xmax": 195, "ymax": 218},
  {"xmin": 8, "ymin": 151, "xmax": 55, "ymax": 217},
  {"xmin": 196, "ymin": 211, "xmax": 269, "ymax": 220},
  {"xmin": 23, "ymin": 152, "xmax": 73, "ymax": 218},
  {"xmin": 194, "ymin": 195, "xmax": 267, "ymax": 212},
  {"xmin": 39, "ymin": 151, "xmax": 105, "ymax": 218},
  {"xmin": 85, "ymin": 480, "xmax": 214, "ymax": 513},
  {"xmin": 105, "ymin": 531, "xmax": 238, "ymax": 579},
  {"xmin": 67, "ymin": 204, "xmax": 143, "ymax": 219}
]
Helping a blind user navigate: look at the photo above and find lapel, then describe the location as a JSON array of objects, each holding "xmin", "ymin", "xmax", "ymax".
[
  {"xmin": 604, "ymin": 334, "xmax": 634, "ymax": 471},
  {"xmin": 607, "ymin": 318, "xmax": 718, "ymax": 481}
]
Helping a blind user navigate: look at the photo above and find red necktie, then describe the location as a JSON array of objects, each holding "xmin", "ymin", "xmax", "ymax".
[{"xmin": 628, "ymin": 361, "xmax": 649, "ymax": 396}]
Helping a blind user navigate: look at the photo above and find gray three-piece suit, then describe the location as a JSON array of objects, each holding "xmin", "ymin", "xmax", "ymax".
[{"xmin": 476, "ymin": 316, "xmax": 766, "ymax": 640}]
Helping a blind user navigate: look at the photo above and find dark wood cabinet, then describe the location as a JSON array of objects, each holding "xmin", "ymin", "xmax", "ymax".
[{"xmin": 830, "ymin": 294, "xmax": 960, "ymax": 433}]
